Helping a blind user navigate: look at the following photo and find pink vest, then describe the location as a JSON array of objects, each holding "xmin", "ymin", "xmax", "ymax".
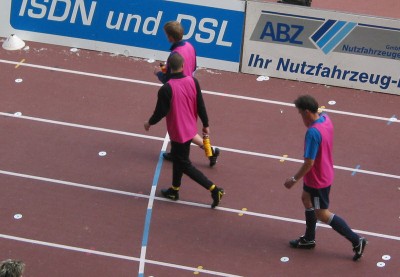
[
  {"xmin": 304, "ymin": 114, "xmax": 334, "ymax": 189},
  {"xmin": 166, "ymin": 76, "xmax": 198, "ymax": 143},
  {"xmin": 172, "ymin": 42, "xmax": 196, "ymax": 76}
]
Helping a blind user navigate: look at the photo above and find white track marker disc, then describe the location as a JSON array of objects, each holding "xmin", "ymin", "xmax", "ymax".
[
  {"xmin": 382, "ymin": 255, "xmax": 391, "ymax": 261},
  {"xmin": 256, "ymin": 75, "xmax": 269, "ymax": 81},
  {"xmin": 280, "ymin": 257, "xmax": 289, "ymax": 262},
  {"xmin": 14, "ymin": 214, "xmax": 22, "ymax": 219},
  {"xmin": 14, "ymin": 112, "xmax": 22, "ymax": 116},
  {"xmin": 70, "ymin": 48, "xmax": 79, "ymax": 53},
  {"xmin": 377, "ymin": 262, "xmax": 385, "ymax": 267},
  {"xmin": 147, "ymin": 59, "xmax": 155, "ymax": 63},
  {"xmin": 98, "ymin": 151, "xmax": 107, "ymax": 157},
  {"xmin": 15, "ymin": 78, "xmax": 23, "ymax": 83},
  {"xmin": 328, "ymin": 100, "xmax": 336, "ymax": 105}
]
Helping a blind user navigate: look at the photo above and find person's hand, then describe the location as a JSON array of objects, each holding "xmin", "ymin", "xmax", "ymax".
[
  {"xmin": 284, "ymin": 177, "xmax": 297, "ymax": 189},
  {"xmin": 144, "ymin": 121, "xmax": 151, "ymax": 131},
  {"xmin": 202, "ymin": 127, "xmax": 210, "ymax": 136}
]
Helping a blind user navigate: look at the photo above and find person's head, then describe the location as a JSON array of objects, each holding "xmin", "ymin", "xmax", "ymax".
[
  {"xmin": 294, "ymin": 95, "xmax": 319, "ymax": 127},
  {"xmin": 0, "ymin": 259, "xmax": 25, "ymax": 277},
  {"xmin": 168, "ymin": 53, "xmax": 184, "ymax": 73},
  {"xmin": 163, "ymin": 21, "xmax": 184, "ymax": 43}
]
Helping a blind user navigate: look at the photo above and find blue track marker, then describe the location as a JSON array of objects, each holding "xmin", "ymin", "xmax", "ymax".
[
  {"xmin": 351, "ymin": 165, "xmax": 361, "ymax": 176},
  {"xmin": 387, "ymin": 115, "xmax": 397, "ymax": 125}
]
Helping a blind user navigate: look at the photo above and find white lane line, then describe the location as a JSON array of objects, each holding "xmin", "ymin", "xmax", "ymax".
[
  {"xmin": 0, "ymin": 169, "xmax": 399, "ymax": 242},
  {"xmin": 217, "ymin": 146, "xmax": 400, "ymax": 180},
  {"xmin": 0, "ymin": 112, "xmax": 164, "ymax": 142},
  {"xmin": 0, "ymin": 59, "xmax": 398, "ymax": 124},
  {"xmin": 0, "ymin": 234, "xmax": 242, "ymax": 277},
  {"xmin": 1, "ymin": 112, "xmax": 399, "ymax": 180},
  {"xmin": 0, "ymin": 59, "xmax": 161, "ymax": 88}
]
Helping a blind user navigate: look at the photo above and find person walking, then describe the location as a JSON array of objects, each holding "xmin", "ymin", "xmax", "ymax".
[
  {"xmin": 145, "ymin": 53, "xmax": 224, "ymax": 208},
  {"xmin": 154, "ymin": 20, "xmax": 220, "ymax": 167},
  {"xmin": 283, "ymin": 95, "xmax": 367, "ymax": 261}
]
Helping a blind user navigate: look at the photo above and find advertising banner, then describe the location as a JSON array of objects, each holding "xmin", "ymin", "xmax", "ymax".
[
  {"xmin": 1, "ymin": 0, "xmax": 245, "ymax": 72},
  {"xmin": 242, "ymin": 2, "xmax": 400, "ymax": 95}
]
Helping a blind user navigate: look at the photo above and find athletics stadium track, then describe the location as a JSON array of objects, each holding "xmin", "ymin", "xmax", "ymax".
[{"xmin": 0, "ymin": 2, "xmax": 399, "ymax": 276}]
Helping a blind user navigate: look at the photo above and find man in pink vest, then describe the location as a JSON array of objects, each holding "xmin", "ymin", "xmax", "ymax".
[
  {"xmin": 155, "ymin": 21, "xmax": 220, "ymax": 167},
  {"xmin": 283, "ymin": 95, "xmax": 367, "ymax": 261},
  {"xmin": 145, "ymin": 53, "xmax": 224, "ymax": 208}
]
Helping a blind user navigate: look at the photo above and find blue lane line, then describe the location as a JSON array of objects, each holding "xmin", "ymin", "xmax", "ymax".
[
  {"xmin": 138, "ymin": 151, "xmax": 165, "ymax": 277},
  {"xmin": 351, "ymin": 165, "xmax": 361, "ymax": 176}
]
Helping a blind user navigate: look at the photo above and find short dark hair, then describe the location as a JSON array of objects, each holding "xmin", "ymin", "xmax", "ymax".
[
  {"xmin": 294, "ymin": 95, "xmax": 319, "ymax": 113},
  {"xmin": 0, "ymin": 259, "xmax": 25, "ymax": 277},
  {"xmin": 168, "ymin": 52, "xmax": 184, "ymax": 71}
]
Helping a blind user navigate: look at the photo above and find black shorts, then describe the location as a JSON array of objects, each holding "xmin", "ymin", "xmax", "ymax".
[{"xmin": 303, "ymin": 185, "xmax": 331, "ymax": 209}]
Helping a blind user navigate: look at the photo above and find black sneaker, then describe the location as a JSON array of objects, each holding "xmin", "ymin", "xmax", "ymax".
[
  {"xmin": 289, "ymin": 236, "xmax": 316, "ymax": 249},
  {"xmin": 209, "ymin": 147, "xmax": 220, "ymax": 167},
  {"xmin": 211, "ymin": 187, "xmax": 224, "ymax": 208},
  {"xmin": 352, "ymin": 237, "xmax": 367, "ymax": 261},
  {"xmin": 163, "ymin": 152, "xmax": 173, "ymax": 161},
  {"xmin": 161, "ymin": 188, "xmax": 179, "ymax": 201}
]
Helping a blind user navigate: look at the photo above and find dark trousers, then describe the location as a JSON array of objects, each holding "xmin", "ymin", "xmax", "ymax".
[{"xmin": 171, "ymin": 139, "xmax": 213, "ymax": 189}]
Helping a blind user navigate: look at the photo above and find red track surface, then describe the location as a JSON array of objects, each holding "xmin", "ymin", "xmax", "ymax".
[
  {"xmin": 263, "ymin": 0, "xmax": 400, "ymax": 19},
  {"xmin": 0, "ymin": 3, "xmax": 399, "ymax": 274}
]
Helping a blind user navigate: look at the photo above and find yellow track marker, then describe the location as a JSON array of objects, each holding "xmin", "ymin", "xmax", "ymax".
[
  {"xmin": 238, "ymin": 208, "xmax": 247, "ymax": 216},
  {"xmin": 318, "ymin": 105, "xmax": 326, "ymax": 113},
  {"xmin": 194, "ymin": 265, "xmax": 203, "ymax": 275},
  {"xmin": 15, "ymin": 59, "xmax": 25, "ymax": 69},
  {"xmin": 280, "ymin": 154, "xmax": 288, "ymax": 163}
]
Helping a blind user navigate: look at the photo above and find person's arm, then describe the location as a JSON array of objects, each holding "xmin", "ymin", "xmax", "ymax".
[
  {"xmin": 284, "ymin": 128, "xmax": 321, "ymax": 189},
  {"xmin": 284, "ymin": 158, "xmax": 314, "ymax": 189},
  {"xmin": 194, "ymin": 78, "xmax": 209, "ymax": 133},
  {"xmin": 144, "ymin": 84, "xmax": 172, "ymax": 130}
]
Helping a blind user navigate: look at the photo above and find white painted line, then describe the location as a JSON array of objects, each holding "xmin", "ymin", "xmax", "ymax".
[
  {"xmin": 0, "ymin": 169, "xmax": 150, "ymax": 199},
  {"xmin": 1, "ymin": 112, "xmax": 399, "ymax": 180},
  {"xmin": 0, "ymin": 169, "xmax": 399, "ymax": 242},
  {"xmin": 0, "ymin": 112, "xmax": 164, "ymax": 142},
  {"xmin": 0, "ymin": 233, "xmax": 242, "ymax": 277},
  {"xmin": 0, "ymin": 59, "xmax": 398, "ymax": 124},
  {"xmin": 0, "ymin": 59, "xmax": 162, "ymax": 87}
]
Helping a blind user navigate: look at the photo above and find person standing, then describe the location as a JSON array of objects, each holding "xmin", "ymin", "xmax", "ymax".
[
  {"xmin": 283, "ymin": 95, "xmax": 367, "ymax": 261},
  {"xmin": 154, "ymin": 20, "xmax": 220, "ymax": 167},
  {"xmin": 145, "ymin": 53, "xmax": 224, "ymax": 208}
]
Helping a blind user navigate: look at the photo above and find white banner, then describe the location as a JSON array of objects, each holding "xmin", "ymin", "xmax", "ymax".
[{"xmin": 242, "ymin": 1, "xmax": 400, "ymax": 95}]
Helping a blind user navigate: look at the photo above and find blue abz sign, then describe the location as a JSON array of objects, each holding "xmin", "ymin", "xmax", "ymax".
[{"xmin": 11, "ymin": 0, "xmax": 244, "ymax": 63}]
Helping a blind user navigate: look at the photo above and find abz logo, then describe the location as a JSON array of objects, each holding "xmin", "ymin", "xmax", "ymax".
[{"xmin": 311, "ymin": 19, "xmax": 357, "ymax": 54}]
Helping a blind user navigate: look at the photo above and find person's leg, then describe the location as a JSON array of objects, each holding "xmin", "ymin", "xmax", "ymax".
[
  {"xmin": 162, "ymin": 140, "xmax": 224, "ymax": 207},
  {"xmin": 175, "ymin": 139, "xmax": 224, "ymax": 208},
  {"xmin": 193, "ymin": 134, "xmax": 220, "ymax": 167},
  {"xmin": 313, "ymin": 186, "xmax": 367, "ymax": 261},
  {"xmin": 164, "ymin": 134, "xmax": 220, "ymax": 166},
  {"xmin": 192, "ymin": 134, "xmax": 203, "ymax": 148},
  {"xmin": 316, "ymin": 209, "xmax": 360, "ymax": 246},
  {"xmin": 301, "ymin": 190, "xmax": 317, "ymax": 241},
  {"xmin": 160, "ymin": 140, "xmax": 189, "ymax": 200},
  {"xmin": 289, "ymin": 188, "xmax": 317, "ymax": 248}
]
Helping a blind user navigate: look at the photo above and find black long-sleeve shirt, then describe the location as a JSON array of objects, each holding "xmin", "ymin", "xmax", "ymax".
[{"xmin": 148, "ymin": 73, "xmax": 209, "ymax": 128}]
